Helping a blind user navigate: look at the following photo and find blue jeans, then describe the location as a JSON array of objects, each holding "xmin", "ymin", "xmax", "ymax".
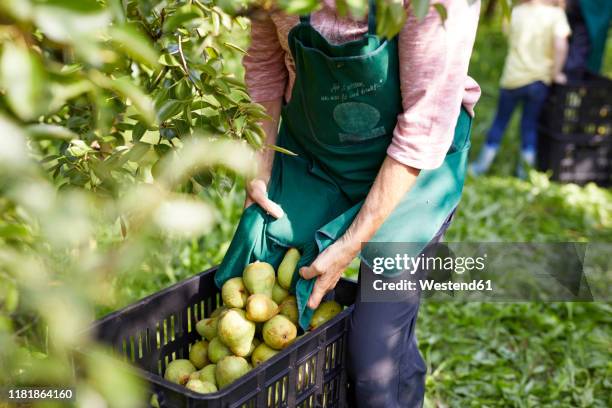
[
  {"xmin": 485, "ymin": 81, "xmax": 550, "ymax": 151},
  {"xmin": 347, "ymin": 211, "xmax": 455, "ymax": 408}
]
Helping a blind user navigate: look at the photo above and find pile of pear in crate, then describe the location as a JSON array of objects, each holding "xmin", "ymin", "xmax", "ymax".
[{"xmin": 163, "ymin": 248, "xmax": 342, "ymax": 394}]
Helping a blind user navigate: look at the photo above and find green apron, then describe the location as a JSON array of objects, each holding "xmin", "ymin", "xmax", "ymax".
[{"xmin": 216, "ymin": 1, "xmax": 473, "ymax": 330}]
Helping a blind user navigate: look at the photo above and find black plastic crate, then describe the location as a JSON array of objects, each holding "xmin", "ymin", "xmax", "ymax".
[
  {"xmin": 537, "ymin": 130, "xmax": 612, "ymax": 186},
  {"xmin": 540, "ymin": 73, "xmax": 612, "ymax": 138},
  {"xmin": 88, "ymin": 267, "xmax": 358, "ymax": 408}
]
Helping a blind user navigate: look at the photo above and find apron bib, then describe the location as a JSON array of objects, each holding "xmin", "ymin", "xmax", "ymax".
[{"xmin": 216, "ymin": 1, "xmax": 472, "ymax": 330}]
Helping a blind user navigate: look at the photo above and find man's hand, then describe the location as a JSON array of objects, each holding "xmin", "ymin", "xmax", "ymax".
[
  {"xmin": 244, "ymin": 99, "xmax": 284, "ymax": 218},
  {"xmin": 245, "ymin": 178, "xmax": 284, "ymax": 218},
  {"xmin": 299, "ymin": 240, "xmax": 357, "ymax": 309}
]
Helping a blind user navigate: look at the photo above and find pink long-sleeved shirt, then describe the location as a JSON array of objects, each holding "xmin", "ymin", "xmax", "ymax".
[{"xmin": 244, "ymin": 0, "xmax": 481, "ymax": 170}]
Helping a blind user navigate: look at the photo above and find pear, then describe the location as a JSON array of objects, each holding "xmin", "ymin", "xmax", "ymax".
[
  {"xmin": 278, "ymin": 248, "xmax": 300, "ymax": 290},
  {"xmin": 272, "ymin": 283, "xmax": 290, "ymax": 304},
  {"xmin": 215, "ymin": 356, "xmax": 251, "ymax": 388},
  {"xmin": 185, "ymin": 379, "xmax": 217, "ymax": 394},
  {"xmin": 279, "ymin": 295, "xmax": 299, "ymax": 325},
  {"xmin": 221, "ymin": 278, "xmax": 248, "ymax": 308},
  {"xmin": 210, "ymin": 306, "xmax": 228, "ymax": 318},
  {"xmin": 251, "ymin": 343, "xmax": 280, "ymax": 367},
  {"xmin": 191, "ymin": 364, "xmax": 217, "ymax": 387},
  {"xmin": 196, "ymin": 317, "xmax": 218, "ymax": 341},
  {"xmin": 246, "ymin": 294, "xmax": 279, "ymax": 322},
  {"xmin": 189, "ymin": 340, "xmax": 209, "ymax": 369},
  {"xmin": 217, "ymin": 309, "xmax": 256, "ymax": 357},
  {"xmin": 164, "ymin": 359, "xmax": 196, "ymax": 385},
  {"xmin": 247, "ymin": 338, "xmax": 260, "ymax": 357},
  {"xmin": 262, "ymin": 315, "xmax": 297, "ymax": 350},
  {"xmin": 208, "ymin": 337, "xmax": 231, "ymax": 363},
  {"xmin": 242, "ymin": 261, "xmax": 275, "ymax": 298},
  {"xmin": 310, "ymin": 301, "xmax": 342, "ymax": 329},
  {"xmin": 297, "ymin": 362, "xmax": 311, "ymax": 390}
]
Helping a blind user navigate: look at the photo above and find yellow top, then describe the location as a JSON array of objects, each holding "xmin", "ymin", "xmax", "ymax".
[{"xmin": 500, "ymin": 2, "xmax": 571, "ymax": 89}]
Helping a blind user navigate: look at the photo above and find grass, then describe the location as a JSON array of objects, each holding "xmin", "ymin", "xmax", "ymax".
[{"xmin": 104, "ymin": 13, "xmax": 612, "ymax": 408}]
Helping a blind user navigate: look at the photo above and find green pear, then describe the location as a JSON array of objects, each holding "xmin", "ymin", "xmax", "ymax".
[
  {"xmin": 262, "ymin": 315, "xmax": 297, "ymax": 350},
  {"xmin": 185, "ymin": 379, "xmax": 217, "ymax": 394},
  {"xmin": 210, "ymin": 306, "xmax": 228, "ymax": 318},
  {"xmin": 297, "ymin": 362, "xmax": 311, "ymax": 390},
  {"xmin": 279, "ymin": 295, "xmax": 299, "ymax": 325},
  {"xmin": 246, "ymin": 294, "xmax": 279, "ymax": 322},
  {"xmin": 196, "ymin": 317, "xmax": 218, "ymax": 341},
  {"xmin": 164, "ymin": 359, "xmax": 196, "ymax": 385},
  {"xmin": 242, "ymin": 261, "xmax": 275, "ymax": 298},
  {"xmin": 215, "ymin": 356, "xmax": 251, "ymax": 388},
  {"xmin": 192, "ymin": 364, "xmax": 217, "ymax": 386},
  {"xmin": 208, "ymin": 337, "xmax": 231, "ymax": 363},
  {"xmin": 221, "ymin": 277, "xmax": 248, "ymax": 308},
  {"xmin": 189, "ymin": 340, "xmax": 209, "ymax": 369},
  {"xmin": 242, "ymin": 337, "xmax": 260, "ymax": 358},
  {"xmin": 271, "ymin": 283, "xmax": 290, "ymax": 304},
  {"xmin": 251, "ymin": 343, "xmax": 279, "ymax": 367},
  {"xmin": 278, "ymin": 248, "xmax": 300, "ymax": 290},
  {"xmin": 218, "ymin": 309, "xmax": 256, "ymax": 357},
  {"xmin": 310, "ymin": 301, "xmax": 342, "ymax": 329}
]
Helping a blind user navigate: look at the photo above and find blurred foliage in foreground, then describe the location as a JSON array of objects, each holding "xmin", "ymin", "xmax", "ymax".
[{"xmin": 0, "ymin": 0, "xmax": 419, "ymax": 406}]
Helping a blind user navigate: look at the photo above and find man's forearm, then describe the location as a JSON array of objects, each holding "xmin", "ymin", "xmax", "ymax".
[
  {"xmin": 256, "ymin": 99, "xmax": 282, "ymax": 181},
  {"xmin": 339, "ymin": 156, "xmax": 420, "ymax": 255}
]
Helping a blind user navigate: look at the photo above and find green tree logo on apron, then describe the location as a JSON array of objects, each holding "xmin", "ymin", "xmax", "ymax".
[{"xmin": 333, "ymin": 102, "xmax": 385, "ymax": 142}]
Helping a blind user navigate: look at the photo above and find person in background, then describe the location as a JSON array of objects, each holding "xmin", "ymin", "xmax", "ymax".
[
  {"xmin": 563, "ymin": 0, "xmax": 591, "ymax": 80},
  {"xmin": 470, "ymin": 0, "xmax": 571, "ymax": 178}
]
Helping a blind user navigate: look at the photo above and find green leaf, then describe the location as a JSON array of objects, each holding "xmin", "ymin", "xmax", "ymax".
[
  {"xmin": 266, "ymin": 144, "xmax": 298, "ymax": 156},
  {"xmin": 132, "ymin": 122, "xmax": 146, "ymax": 141},
  {"xmin": 193, "ymin": 170, "xmax": 214, "ymax": 188},
  {"xmin": 91, "ymin": 72, "xmax": 156, "ymax": 125},
  {"xmin": 154, "ymin": 144, "xmax": 172, "ymax": 158},
  {"xmin": 411, "ymin": 0, "xmax": 431, "ymax": 20},
  {"xmin": 38, "ymin": 0, "xmax": 104, "ymax": 13},
  {"xmin": 0, "ymin": 43, "xmax": 50, "ymax": 120},
  {"xmin": 48, "ymin": 79, "xmax": 92, "ymax": 112},
  {"xmin": 109, "ymin": 24, "xmax": 159, "ymax": 67},
  {"xmin": 33, "ymin": 3, "xmax": 111, "ymax": 43},
  {"xmin": 26, "ymin": 124, "xmax": 77, "ymax": 140},
  {"xmin": 222, "ymin": 42, "xmax": 247, "ymax": 54},
  {"xmin": 175, "ymin": 79, "xmax": 193, "ymax": 100},
  {"xmin": 277, "ymin": 0, "xmax": 321, "ymax": 15},
  {"xmin": 432, "ymin": 3, "xmax": 447, "ymax": 23},
  {"xmin": 157, "ymin": 99, "xmax": 184, "ymax": 122},
  {"xmin": 244, "ymin": 129, "xmax": 263, "ymax": 149},
  {"xmin": 158, "ymin": 53, "xmax": 180, "ymax": 67},
  {"xmin": 127, "ymin": 142, "xmax": 151, "ymax": 162},
  {"xmin": 162, "ymin": 7, "xmax": 202, "ymax": 33},
  {"xmin": 377, "ymin": 0, "xmax": 407, "ymax": 39},
  {"xmin": 67, "ymin": 139, "xmax": 93, "ymax": 157}
]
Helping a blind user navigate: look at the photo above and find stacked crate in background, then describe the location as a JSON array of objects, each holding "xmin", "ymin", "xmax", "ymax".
[{"xmin": 538, "ymin": 73, "xmax": 611, "ymax": 186}]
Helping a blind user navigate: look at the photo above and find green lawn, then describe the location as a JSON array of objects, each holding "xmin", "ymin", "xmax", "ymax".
[{"xmin": 105, "ymin": 15, "xmax": 612, "ymax": 408}]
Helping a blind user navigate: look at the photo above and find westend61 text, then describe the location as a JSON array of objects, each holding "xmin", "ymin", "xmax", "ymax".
[{"xmin": 373, "ymin": 279, "xmax": 494, "ymax": 292}]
